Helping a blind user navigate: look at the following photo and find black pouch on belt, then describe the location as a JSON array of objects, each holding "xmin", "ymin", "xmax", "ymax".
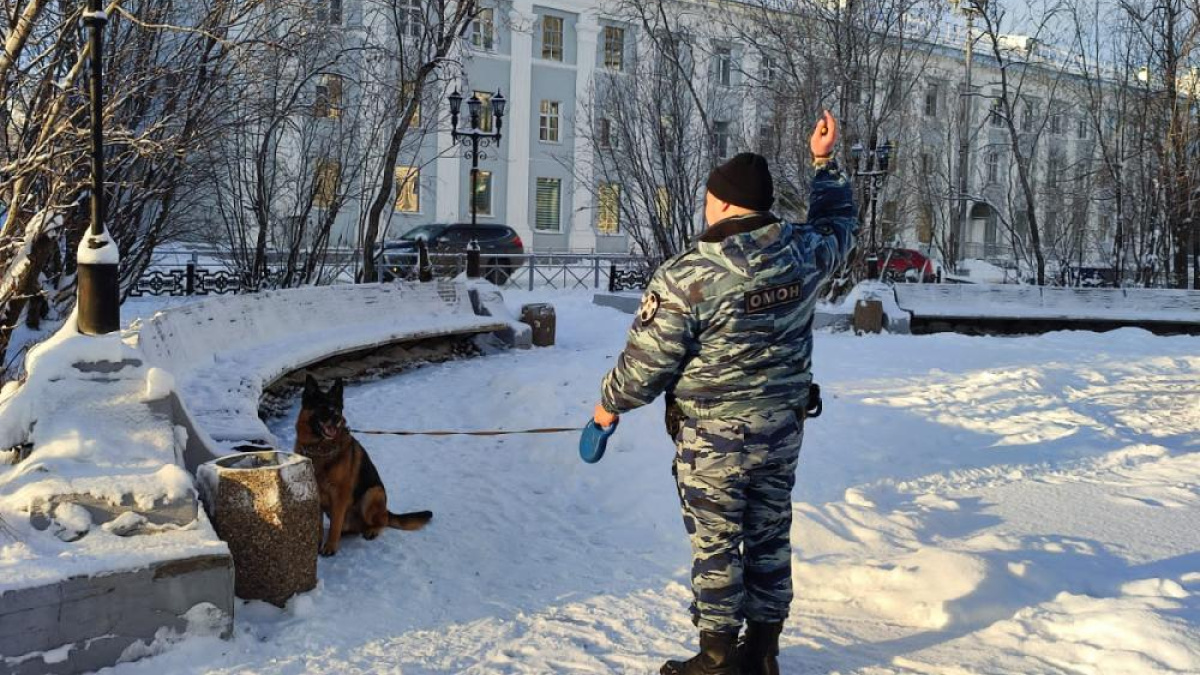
[
  {"xmin": 665, "ymin": 394, "xmax": 686, "ymax": 440},
  {"xmin": 805, "ymin": 383, "xmax": 823, "ymax": 419}
]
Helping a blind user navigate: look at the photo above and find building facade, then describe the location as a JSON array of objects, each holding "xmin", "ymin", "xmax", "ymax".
[{"xmin": 308, "ymin": 0, "xmax": 1167, "ymax": 276}]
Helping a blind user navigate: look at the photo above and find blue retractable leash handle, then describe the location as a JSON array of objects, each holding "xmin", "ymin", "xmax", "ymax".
[{"xmin": 579, "ymin": 419, "xmax": 618, "ymax": 464}]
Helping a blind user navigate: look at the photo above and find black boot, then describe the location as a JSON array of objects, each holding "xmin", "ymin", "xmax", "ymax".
[
  {"xmin": 738, "ymin": 621, "xmax": 783, "ymax": 675},
  {"xmin": 661, "ymin": 630, "xmax": 741, "ymax": 675}
]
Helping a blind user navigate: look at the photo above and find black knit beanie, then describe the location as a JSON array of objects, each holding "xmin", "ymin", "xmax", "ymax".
[{"xmin": 706, "ymin": 152, "xmax": 774, "ymax": 211}]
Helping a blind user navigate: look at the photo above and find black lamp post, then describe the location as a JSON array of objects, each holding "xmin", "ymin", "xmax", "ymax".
[
  {"xmin": 77, "ymin": 0, "xmax": 120, "ymax": 335},
  {"xmin": 449, "ymin": 88, "xmax": 506, "ymax": 228},
  {"xmin": 851, "ymin": 137, "xmax": 895, "ymax": 279}
]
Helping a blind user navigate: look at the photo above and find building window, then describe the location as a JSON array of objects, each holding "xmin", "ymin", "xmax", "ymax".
[
  {"xmin": 655, "ymin": 186, "xmax": 671, "ymax": 225},
  {"xmin": 597, "ymin": 183, "xmax": 620, "ymax": 234},
  {"xmin": 317, "ymin": 0, "xmax": 342, "ymax": 24},
  {"xmin": 986, "ymin": 150, "xmax": 1000, "ymax": 184},
  {"xmin": 917, "ymin": 203, "xmax": 934, "ymax": 244},
  {"xmin": 712, "ymin": 120, "xmax": 731, "ymax": 159},
  {"xmin": 597, "ymin": 117, "xmax": 617, "ymax": 149},
  {"xmin": 886, "ymin": 84, "xmax": 902, "ymax": 113},
  {"xmin": 603, "ymin": 26, "xmax": 625, "ymax": 71},
  {"xmin": 659, "ymin": 115, "xmax": 676, "ymax": 152},
  {"xmin": 1021, "ymin": 100, "xmax": 1036, "ymax": 132},
  {"xmin": 394, "ymin": 166, "xmax": 420, "ymax": 212},
  {"xmin": 713, "ymin": 46, "xmax": 733, "ymax": 87},
  {"xmin": 402, "ymin": 80, "xmax": 421, "ymax": 126},
  {"xmin": 474, "ymin": 91, "xmax": 494, "ymax": 133},
  {"xmin": 924, "ymin": 83, "xmax": 939, "ymax": 117},
  {"xmin": 473, "ymin": 170, "xmax": 493, "ymax": 216},
  {"xmin": 757, "ymin": 121, "xmax": 775, "ymax": 155},
  {"xmin": 314, "ymin": 74, "xmax": 342, "ymax": 118},
  {"xmin": 539, "ymin": 100, "xmax": 560, "ymax": 142},
  {"xmin": 314, "ymin": 158, "xmax": 340, "ymax": 208},
  {"xmin": 920, "ymin": 152, "xmax": 934, "ymax": 175},
  {"xmin": 535, "ymin": 178, "xmax": 562, "ymax": 231},
  {"xmin": 760, "ymin": 53, "xmax": 777, "ymax": 85},
  {"xmin": 399, "ymin": 0, "xmax": 423, "ymax": 37},
  {"xmin": 1077, "ymin": 116, "xmax": 1089, "ymax": 139},
  {"xmin": 1046, "ymin": 154, "xmax": 1062, "ymax": 188},
  {"xmin": 471, "ymin": 8, "xmax": 495, "ymax": 51},
  {"xmin": 542, "ymin": 15, "xmax": 563, "ymax": 61},
  {"xmin": 1049, "ymin": 113, "xmax": 1063, "ymax": 135},
  {"xmin": 989, "ymin": 98, "xmax": 1004, "ymax": 127}
]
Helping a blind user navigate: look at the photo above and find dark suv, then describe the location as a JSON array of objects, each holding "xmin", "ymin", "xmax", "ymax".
[{"xmin": 379, "ymin": 223, "xmax": 524, "ymax": 283}]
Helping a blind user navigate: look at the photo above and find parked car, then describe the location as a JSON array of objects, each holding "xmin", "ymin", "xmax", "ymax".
[
  {"xmin": 379, "ymin": 223, "xmax": 524, "ymax": 283},
  {"xmin": 879, "ymin": 248, "xmax": 938, "ymax": 283}
]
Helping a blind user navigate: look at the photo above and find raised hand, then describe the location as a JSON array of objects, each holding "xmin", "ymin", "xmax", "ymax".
[{"xmin": 810, "ymin": 110, "xmax": 837, "ymax": 160}]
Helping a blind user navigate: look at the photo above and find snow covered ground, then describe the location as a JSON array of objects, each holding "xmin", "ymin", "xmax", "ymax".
[{"xmin": 104, "ymin": 291, "xmax": 1199, "ymax": 674}]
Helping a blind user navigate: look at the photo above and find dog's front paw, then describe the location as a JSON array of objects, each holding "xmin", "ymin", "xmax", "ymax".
[{"xmin": 319, "ymin": 541, "xmax": 339, "ymax": 557}]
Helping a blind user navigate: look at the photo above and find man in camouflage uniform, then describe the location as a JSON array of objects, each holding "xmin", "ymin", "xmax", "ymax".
[{"xmin": 592, "ymin": 112, "xmax": 856, "ymax": 675}]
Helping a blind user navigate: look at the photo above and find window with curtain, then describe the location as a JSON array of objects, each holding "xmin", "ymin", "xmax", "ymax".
[
  {"xmin": 314, "ymin": 74, "xmax": 343, "ymax": 118},
  {"xmin": 655, "ymin": 186, "xmax": 671, "ymax": 225},
  {"xmin": 314, "ymin": 159, "xmax": 340, "ymax": 208},
  {"xmin": 471, "ymin": 8, "xmax": 495, "ymax": 51},
  {"xmin": 473, "ymin": 91, "xmax": 494, "ymax": 133},
  {"xmin": 473, "ymin": 170, "xmax": 493, "ymax": 216},
  {"xmin": 402, "ymin": 80, "xmax": 421, "ymax": 126},
  {"xmin": 542, "ymin": 15, "xmax": 563, "ymax": 61},
  {"xmin": 535, "ymin": 178, "xmax": 562, "ymax": 231},
  {"xmin": 394, "ymin": 166, "xmax": 419, "ymax": 212},
  {"xmin": 539, "ymin": 100, "xmax": 560, "ymax": 142},
  {"xmin": 597, "ymin": 184, "xmax": 620, "ymax": 234},
  {"xmin": 604, "ymin": 26, "xmax": 625, "ymax": 70}
]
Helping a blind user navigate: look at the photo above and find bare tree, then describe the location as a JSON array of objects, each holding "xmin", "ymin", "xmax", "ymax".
[
  {"xmin": 356, "ymin": 0, "xmax": 478, "ymax": 283},
  {"xmin": 576, "ymin": 5, "xmax": 716, "ymax": 258}
]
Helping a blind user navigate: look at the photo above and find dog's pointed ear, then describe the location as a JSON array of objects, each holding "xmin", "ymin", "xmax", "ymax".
[
  {"xmin": 331, "ymin": 378, "xmax": 344, "ymax": 405},
  {"xmin": 303, "ymin": 374, "xmax": 320, "ymax": 402}
]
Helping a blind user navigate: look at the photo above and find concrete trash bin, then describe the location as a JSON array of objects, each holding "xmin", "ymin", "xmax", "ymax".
[
  {"xmin": 853, "ymin": 298, "xmax": 885, "ymax": 334},
  {"xmin": 198, "ymin": 451, "xmax": 319, "ymax": 607},
  {"xmin": 520, "ymin": 303, "xmax": 557, "ymax": 347}
]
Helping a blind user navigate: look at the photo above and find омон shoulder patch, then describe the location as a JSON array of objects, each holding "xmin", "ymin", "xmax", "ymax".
[{"xmin": 745, "ymin": 281, "xmax": 802, "ymax": 314}]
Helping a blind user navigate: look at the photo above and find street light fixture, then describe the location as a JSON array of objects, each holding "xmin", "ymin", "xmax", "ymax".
[
  {"xmin": 449, "ymin": 88, "xmax": 505, "ymax": 228},
  {"xmin": 851, "ymin": 136, "xmax": 896, "ymax": 279},
  {"xmin": 77, "ymin": 0, "xmax": 120, "ymax": 335}
]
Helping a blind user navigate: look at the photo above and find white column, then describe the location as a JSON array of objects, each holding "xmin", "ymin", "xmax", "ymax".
[
  {"xmin": 570, "ymin": 16, "xmax": 602, "ymax": 253},
  {"xmin": 741, "ymin": 50, "xmax": 759, "ymax": 154},
  {"xmin": 506, "ymin": 3, "xmax": 536, "ymax": 246},
  {"xmin": 436, "ymin": 89, "xmax": 461, "ymax": 223}
]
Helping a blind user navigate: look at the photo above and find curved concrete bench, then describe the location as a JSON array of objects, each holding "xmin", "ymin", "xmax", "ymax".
[{"xmin": 134, "ymin": 280, "xmax": 523, "ymax": 469}]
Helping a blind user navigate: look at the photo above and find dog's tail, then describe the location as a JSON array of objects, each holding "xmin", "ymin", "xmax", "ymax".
[{"xmin": 388, "ymin": 510, "xmax": 433, "ymax": 530}]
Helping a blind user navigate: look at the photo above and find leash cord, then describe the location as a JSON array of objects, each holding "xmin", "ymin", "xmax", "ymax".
[{"xmin": 349, "ymin": 427, "xmax": 579, "ymax": 437}]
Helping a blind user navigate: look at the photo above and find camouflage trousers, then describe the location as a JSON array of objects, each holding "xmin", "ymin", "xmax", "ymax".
[{"xmin": 672, "ymin": 409, "xmax": 804, "ymax": 633}]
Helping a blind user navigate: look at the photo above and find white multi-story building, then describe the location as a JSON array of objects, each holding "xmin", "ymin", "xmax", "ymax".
[{"xmin": 304, "ymin": 0, "xmax": 1168, "ymax": 274}]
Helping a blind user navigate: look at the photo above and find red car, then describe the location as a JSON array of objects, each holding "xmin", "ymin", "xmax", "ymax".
[{"xmin": 880, "ymin": 248, "xmax": 938, "ymax": 283}]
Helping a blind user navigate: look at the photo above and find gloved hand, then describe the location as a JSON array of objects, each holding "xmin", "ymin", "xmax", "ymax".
[
  {"xmin": 593, "ymin": 403, "xmax": 618, "ymax": 428},
  {"xmin": 810, "ymin": 110, "xmax": 837, "ymax": 161},
  {"xmin": 579, "ymin": 418, "xmax": 618, "ymax": 464}
]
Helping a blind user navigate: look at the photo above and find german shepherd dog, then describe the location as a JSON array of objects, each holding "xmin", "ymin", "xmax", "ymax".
[{"xmin": 296, "ymin": 375, "xmax": 432, "ymax": 556}]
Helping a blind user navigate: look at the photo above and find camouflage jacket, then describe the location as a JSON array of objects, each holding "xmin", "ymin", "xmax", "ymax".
[{"xmin": 600, "ymin": 164, "xmax": 857, "ymax": 420}]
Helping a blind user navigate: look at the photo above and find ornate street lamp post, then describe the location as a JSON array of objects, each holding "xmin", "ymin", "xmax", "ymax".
[
  {"xmin": 851, "ymin": 137, "xmax": 895, "ymax": 279},
  {"xmin": 448, "ymin": 89, "xmax": 506, "ymax": 227},
  {"xmin": 77, "ymin": 0, "xmax": 120, "ymax": 335}
]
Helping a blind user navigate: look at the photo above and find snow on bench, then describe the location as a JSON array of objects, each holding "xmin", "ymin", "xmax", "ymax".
[
  {"xmin": 894, "ymin": 284, "xmax": 1200, "ymax": 325},
  {"xmin": 132, "ymin": 281, "xmax": 516, "ymax": 461}
]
